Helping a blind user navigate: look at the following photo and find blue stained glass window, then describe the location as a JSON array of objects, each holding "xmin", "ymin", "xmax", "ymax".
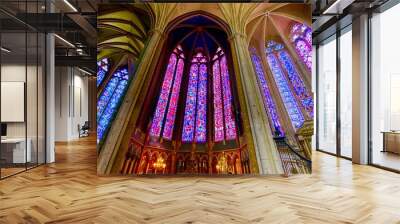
[
  {"xmin": 277, "ymin": 50, "xmax": 314, "ymax": 117},
  {"xmin": 182, "ymin": 64, "xmax": 199, "ymax": 142},
  {"xmin": 97, "ymin": 67, "xmax": 130, "ymax": 143},
  {"xmin": 97, "ymin": 58, "xmax": 110, "ymax": 87},
  {"xmin": 195, "ymin": 64, "xmax": 208, "ymax": 143},
  {"xmin": 250, "ymin": 48, "xmax": 284, "ymax": 136},
  {"xmin": 265, "ymin": 47, "xmax": 305, "ymax": 129},
  {"xmin": 182, "ymin": 52, "xmax": 208, "ymax": 143}
]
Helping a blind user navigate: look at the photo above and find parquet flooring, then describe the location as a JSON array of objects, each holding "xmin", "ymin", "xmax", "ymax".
[{"xmin": 1, "ymin": 136, "xmax": 400, "ymax": 224}]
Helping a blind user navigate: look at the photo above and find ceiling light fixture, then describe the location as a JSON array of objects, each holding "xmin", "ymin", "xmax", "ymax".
[
  {"xmin": 323, "ymin": 0, "xmax": 355, "ymax": 15},
  {"xmin": 63, "ymin": 0, "xmax": 78, "ymax": 12},
  {"xmin": 78, "ymin": 67, "xmax": 93, "ymax": 76},
  {"xmin": 54, "ymin": 34, "xmax": 75, "ymax": 48},
  {"xmin": 1, "ymin": 47, "xmax": 11, "ymax": 53}
]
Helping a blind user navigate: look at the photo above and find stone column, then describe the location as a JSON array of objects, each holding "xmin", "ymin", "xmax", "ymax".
[
  {"xmin": 46, "ymin": 32, "xmax": 55, "ymax": 163},
  {"xmin": 229, "ymin": 32, "xmax": 283, "ymax": 174},
  {"xmin": 98, "ymin": 29, "xmax": 166, "ymax": 175},
  {"xmin": 45, "ymin": 0, "xmax": 55, "ymax": 163},
  {"xmin": 352, "ymin": 14, "xmax": 369, "ymax": 164}
]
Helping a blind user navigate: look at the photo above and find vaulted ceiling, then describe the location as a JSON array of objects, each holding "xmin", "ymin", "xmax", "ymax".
[{"xmin": 97, "ymin": 4, "xmax": 151, "ymax": 62}]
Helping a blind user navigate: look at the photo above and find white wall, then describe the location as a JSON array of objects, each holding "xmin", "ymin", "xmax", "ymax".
[{"xmin": 54, "ymin": 67, "xmax": 89, "ymax": 141}]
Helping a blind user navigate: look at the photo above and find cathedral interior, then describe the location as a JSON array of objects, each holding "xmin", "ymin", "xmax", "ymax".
[{"xmin": 96, "ymin": 3, "xmax": 313, "ymax": 176}]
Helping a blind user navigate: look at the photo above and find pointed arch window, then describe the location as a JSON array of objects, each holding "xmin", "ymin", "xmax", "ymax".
[
  {"xmin": 97, "ymin": 67, "xmax": 130, "ymax": 143},
  {"xmin": 290, "ymin": 23, "xmax": 312, "ymax": 71},
  {"xmin": 249, "ymin": 47, "xmax": 284, "ymax": 136},
  {"xmin": 149, "ymin": 46, "xmax": 185, "ymax": 140},
  {"xmin": 265, "ymin": 41, "xmax": 305, "ymax": 129},
  {"xmin": 212, "ymin": 48, "xmax": 237, "ymax": 142},
  {"xmin": 271, "ymin": 41, "xmax": 314, "ymax": 117},
  {"xmin": 97, "ymin": 58, "xmax": 110, "ymax": 87},
  {"xmin": 182, "ymin": 52, "xmax": 208, "ymax": 143}
]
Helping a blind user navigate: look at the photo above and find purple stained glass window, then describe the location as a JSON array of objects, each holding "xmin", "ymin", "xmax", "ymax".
[
  {"xmin": 195, "ymin": 64, "xmax": 207, "ymax": 143},
  {"xmin": 290, "ymin": 23, "xmax": 312, "ymax": 71},
  {"xmin": 149, "ymin": 53, "xmax": 178, "ymax": 137},
  {"xmin": 212, "ymin": 51, "xmax": 237, "ymax": 142},
  {"xmin": 162, "ymin": 58, "xmax": 185, "ymax": 140},
  {"xmin": 182, "ymin": 64, "xmax": 199, "ymax": 142},
  {"xmin": 149, "ymin": 46, "xmax": 186, "ymax": 141},
  {"xmin": 250, "ymin": 48, "xmax": 284, "ymax": 136},
  {"xmin": 213, "ymin": 60, "xmax": 224, "ymax": 142},
  {"xmin": 266, "ymin": 42, "xmax": 305, "ymax": 129},
  {"xmin": 220, "ymin": 56, "xmax": 237, "ymax": 140}
]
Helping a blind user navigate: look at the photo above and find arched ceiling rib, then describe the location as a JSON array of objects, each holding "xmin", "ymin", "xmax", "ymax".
[
  {"xmin": 168, "ymin": 15, "xmax": 229, "ymax": 59},
  {"xmin": 97, "ymin": 4, "xmax": 151, "ymax": 62},
  {"xmin": 246, "ymin": 3, "xmax": 311, "ymax": 53}
]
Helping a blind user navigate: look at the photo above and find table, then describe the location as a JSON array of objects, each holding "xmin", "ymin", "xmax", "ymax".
[
  {"xmin": 382, "ymin": 131, "xmax": 400, "ymax": 154},
  {"xmin": 1, "ymin": 138, "xmax": 31, "ymax": 164}
]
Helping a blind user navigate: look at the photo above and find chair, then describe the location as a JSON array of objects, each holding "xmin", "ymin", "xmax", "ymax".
[{"xmin": 78, "ymin": 121, "xmax": 90, "ymax": 138}]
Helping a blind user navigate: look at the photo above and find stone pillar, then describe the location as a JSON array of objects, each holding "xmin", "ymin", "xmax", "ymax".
[
  {"xmin": 229, "ymin": 32, "xmax": 283, "ymax": 174},
  {"xmin": 98, "ymin": 29, "xmax": 166, "ymax": 175},
  {"xmin": 45, "ymin": 0, "xmax": 55, "ymax": 163},
  {"xmin": 352, "ymin": 14, "xmax": 369, "ymax": 164}
]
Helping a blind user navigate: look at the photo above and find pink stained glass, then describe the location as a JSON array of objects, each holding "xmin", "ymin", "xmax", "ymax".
[
  {"xmin": 220, "ymin": 56, "xmax": 237, "ymax": 140},
  {"xmin": 182, "ymin": 64, "xmax": 199, "ymax": 142},
  {"xmin": 213, "ymin": 60, "xmax": 224, "ymax": 142},
  {"xmin": 195, "ymin": 64, "xmax": 208, "ymax": 143},
  {"xmin": 290, "ymin": 23, "xmax": 312, "ymax": 71},
  {"xmin": 149, "ymin": 53, "xmax": 177, "ymax": 137},
  {"xmin": 162, "ymin": 58, "xmax": 185, "ymax": 140},
  {"xmin": 295, "ymin": 39, "xmax": 312, "ymax": 71}
]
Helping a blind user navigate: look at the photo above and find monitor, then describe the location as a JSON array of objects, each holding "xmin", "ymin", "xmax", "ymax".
[{"xmin": 1, "ymin": 123, "xmax": 7, "ymax": 137}]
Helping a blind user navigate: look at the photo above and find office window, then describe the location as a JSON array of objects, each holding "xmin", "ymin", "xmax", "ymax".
[
  {"xmin": 340, "ymin": 27, "xmax": 352, "ymax": 158},
  {"xmin": 371, "ymin": 3, "xmax": 400, "ymax": 171},
  {"xmin": 317, "ymin": 36, "xmax": 337, "ymax": 154}
]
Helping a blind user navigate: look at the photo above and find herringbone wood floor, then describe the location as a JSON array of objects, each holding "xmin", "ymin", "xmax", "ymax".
[{"xmin": 1, "ymin": 136, "xmax": 399, "ymax": 224}]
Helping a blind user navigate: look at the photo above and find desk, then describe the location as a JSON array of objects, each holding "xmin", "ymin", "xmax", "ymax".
[
  {"xmin": 382, "ymin": 132, "xmax": 400, "ymax": 154},
  {"xmin": 1, "ymin": 138, "xmax": 31, "ymax": 163}
]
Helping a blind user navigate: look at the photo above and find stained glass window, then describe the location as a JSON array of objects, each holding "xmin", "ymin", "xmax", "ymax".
[
  {"xmin": 277, "ymin": 50, "xmax": 314, "ymax": 117},
  {"xmin": 195, "ymin": 64, "xmax": 208, "ymax": 142},
  {"xmin": 182, "ymin": 52, "xmax": 208, "ymax": 143},
  {"xmin": 266, "ymin": 41, "xmax": 305, "ymax": 129},
  {"xmin": 149, "ymin": 46, "xmax": 185, "ymax": 140},
  {"xmin": 97, "ymin": 67, "xmax": 130, "ymax": 143},
  {"xmin": 212, "ymin": 49, "xmax": 237, "ymax": 142},
  {"xmin": 250, "ymin": 47, "xmax": 284, "ymax": 136},
  {"xmin": 97, "ymin": 58, "xmax": 110, "ymax": 87},
  {"xmin": 150, "ymin": 47, "xmax": 237, "ymax": 143},
  {"xmin": 213, "ymin": 60, "xmax": 224, "ymax": 142},
  {"xmin": 290, "ymin": 23, "xmax": 312, "ymax": 71}
]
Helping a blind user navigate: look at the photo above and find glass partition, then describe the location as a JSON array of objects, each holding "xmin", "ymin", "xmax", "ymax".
[
  {"xmin": 0, "ymin": 1, "xmax": 46, "ymax": 179},
  {"xmin": 317, "ymin": 35, "xmax": 337, "ymax": 154}
]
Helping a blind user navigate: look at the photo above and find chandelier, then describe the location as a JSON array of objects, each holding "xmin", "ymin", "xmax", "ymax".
[
  {"xmin": 153, "ymin": 156, "xmax": 166, "ymax": 170},
  {"xmin": 216, "ymin": 152, "xmax": 228, "ymax": 174}
]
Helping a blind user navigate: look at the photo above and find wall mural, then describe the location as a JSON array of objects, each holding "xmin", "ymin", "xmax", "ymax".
[{"xmin": 97, "ymin": 3, "xmax": 313, "ymax": 176}]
